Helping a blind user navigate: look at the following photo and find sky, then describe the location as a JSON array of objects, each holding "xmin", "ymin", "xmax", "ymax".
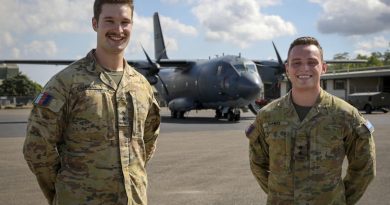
[{"xmin": 1, "ymin": 0, "xmax": 390, "ymax": 85}]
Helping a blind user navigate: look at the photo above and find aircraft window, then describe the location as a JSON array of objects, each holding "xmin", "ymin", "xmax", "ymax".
[
  {"xmin": 234, "ymin": 64, "xmax": 246, "ymax": 71},
  {"xmin": 245, "ymin": 63, "xmax": 257, "ymax": 73},
  {"xmin": 217, "ymin": 66, "xmax": 222, "ymax": 75},
  {"xmin": 234, "ymin": 63, "xmax": 257, "ymax": 73}
]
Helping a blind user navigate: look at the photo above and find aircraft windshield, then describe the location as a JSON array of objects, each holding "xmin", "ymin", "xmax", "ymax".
[
  {"xmin": 234, "ymin": 62, "xmax": 257, "ymax": 73},
  {"xmin": 245, "ymin": 63, "xmax": 257, "ymax": 73}
]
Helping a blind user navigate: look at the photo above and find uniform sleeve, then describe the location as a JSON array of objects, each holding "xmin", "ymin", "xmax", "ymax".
[
  {"xmin": 246, "ymin": 114, "xmax": 270, "ymax": 194},
  {"xmin": 343, "ymin": 113, "xmax": 376, "ymax": 205},
  {"xmin": 23, "ymin": 80, "xmax": 67, "ymax": 204},
  {"xmin": 143, "ymin": 94, "xmax": 161, "ymax": 164}
]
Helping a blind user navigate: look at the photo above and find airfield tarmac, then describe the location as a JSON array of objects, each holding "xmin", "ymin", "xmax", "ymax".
[{"xmin": 0, "ymin": 108, "xmax": 389, "ymax": 205}]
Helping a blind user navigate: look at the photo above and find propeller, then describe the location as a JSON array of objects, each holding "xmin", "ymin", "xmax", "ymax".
[
  {"xmin": 140, "ymin": 45, "xmax": 170, "ymax": 96},
  {"xmin": 272, "ymin": 41, "xmax": 286, "ymax": 74}
]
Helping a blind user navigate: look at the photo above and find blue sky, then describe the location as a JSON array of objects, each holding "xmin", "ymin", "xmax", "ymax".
[{"xmin": 1, "ymin": 0, "xmax": 390, "ymax": 85}]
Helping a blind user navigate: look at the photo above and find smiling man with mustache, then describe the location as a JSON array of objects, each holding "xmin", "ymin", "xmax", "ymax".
[{"xmin": 23, "ymin": 1, "xmax": 161, "ymax": 204}]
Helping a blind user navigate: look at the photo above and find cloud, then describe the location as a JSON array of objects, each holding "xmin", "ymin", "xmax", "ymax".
[
  {"xmin": 0, "ymin": 0, "xmax": 91, "ymax": 35},
  {"xmin": 353, "ymin": 36, "xmax": 390, "ymax": 55},
  {"xmin": 160, "ymin": 16, "xmax": 198, "ymax": 36},
  {"xmin": 161, "ymin": 0, "xmax": 196, "ymax": 4},
  {"xmin": 257, "ymin": 0, "xmax": 283, "ymax": 7},
  {"xmin": 311, "ymin": 0, "xmax": 390, "ymax": 35},
  {"xmin": 2, "ymin": 32, "xmax": 14, "ymax": 47},
  {"xmin": 128, "ymin": 12, "xmax": 196, "ymax": 58},
  {"xmin": 24, "ymin": 40, "xmax": 58, "ymax": 57},
  {"xmin": 0, "ymin": 0, "xmax": 92, "ymax": 58},
  {"xmin": 191, "ymin": 0, "xmax": 296, "ymax": 48}
]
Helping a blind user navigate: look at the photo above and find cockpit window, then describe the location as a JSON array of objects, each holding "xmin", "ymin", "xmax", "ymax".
[
  {"xmin": 234, "ymin": 64, "xmax": 246, "ymax": 71},
  {"xmin": 234, "ymin": 62, "xmax": 257, "ymax": 73},
  {"xmin": 245, "ymin": 63, "xmax": 257, "ymax": 73}
]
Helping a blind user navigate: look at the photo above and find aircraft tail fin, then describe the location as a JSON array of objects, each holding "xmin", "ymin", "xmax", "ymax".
[{"xmin": 153, "ymin": 12, "xmax": 168, "ymax": 60}]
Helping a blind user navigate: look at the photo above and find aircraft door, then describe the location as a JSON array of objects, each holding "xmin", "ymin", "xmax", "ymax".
[
  {"xmin": 217, "ymin": 62, "xmax": 232, "ymax": 91},
  {"xmin": 197, "ymin": 61, "xmax": 222, "ymax": 102}
]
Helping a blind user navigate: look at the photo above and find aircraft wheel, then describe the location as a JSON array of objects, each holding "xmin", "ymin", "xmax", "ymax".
[
  {"xmin": 171, "ymin": 110, "xmax": 177, "ymax": 118},
  {"xmin": 365, "ymin": 105, "xmax": 372, "ymax": 114},
  {"xmin": 227, "ymin": 112, "xmax": 235, "ymax": 121},
  {"xmin": 234, "ymin": 113, "xmax": 240, "ymax": 121},
  {"xmin": 215, "ymin": 110, "xmax": 222, "ymax": 119},
  {"xmin": 178, "ymin": 111, "xmax": 185, "ymax": 119}
]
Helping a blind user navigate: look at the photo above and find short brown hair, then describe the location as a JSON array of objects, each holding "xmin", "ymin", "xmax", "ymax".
[
  {"xmin": 93, "ymin": 0, "xmax": 134, "ymax": 21},
  {"xmin": 287, "ymin": 36, "xmax": 323, "ymax": 60}
]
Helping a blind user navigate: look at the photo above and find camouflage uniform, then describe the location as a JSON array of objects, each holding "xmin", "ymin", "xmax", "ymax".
[
  {"xmin": 23, "ymin": 50, "xmax": 160, "ymax": 205},
  {"xmin": 246, "ymin": 89, "xmax": 375, "ymax": 205}
]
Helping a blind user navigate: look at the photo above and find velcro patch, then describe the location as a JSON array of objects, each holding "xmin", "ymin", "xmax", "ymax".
[
  {"xmin": 364, "ymin": 120, "xmax": 375, "ymax": 133},
  {"xmin": 245, "ymin": 124, "xmax": 255, "ymax": 138},
  {"xmin": 34, "ymin": 92, "xmax": 53, "ymax": 106}
]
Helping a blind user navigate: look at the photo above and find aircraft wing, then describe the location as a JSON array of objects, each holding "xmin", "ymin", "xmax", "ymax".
[
  {"xmin": 324, "ymin": 59, "xmax": 367, "ymax": 64},
  {"xmin": 157, "ymin": 59, "xmax": 195, "ymax": 68},
  {"xmin": 0, "ymin": 60, "xmax": 74, "ymax": 65},
  {"xmin": 1, "ymin": 59, "xmax": 195, "ymax": 69}
]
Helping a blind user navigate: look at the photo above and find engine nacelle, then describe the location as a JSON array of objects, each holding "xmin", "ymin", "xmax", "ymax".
[{"xmin": 168, "ymin": 98, "xmax": 193, "ymax": 112}]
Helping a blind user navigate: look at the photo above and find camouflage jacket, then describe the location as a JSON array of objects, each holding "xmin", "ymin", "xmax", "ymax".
[
  {"xmin": 246, "ymin": 89, "xmax": 375, "ymax": 205},
  {"xmin": 23, "ymin": 50, "xmax": 161, "ymax": 205}
]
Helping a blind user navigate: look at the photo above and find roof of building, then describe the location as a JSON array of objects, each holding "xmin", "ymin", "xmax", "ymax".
[{"xmin": 321, "ymin": 66, "xmax": 390, "ymax": 79}]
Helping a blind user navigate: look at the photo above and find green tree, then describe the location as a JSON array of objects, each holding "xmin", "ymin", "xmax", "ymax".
[
  {"xmin": 333, "ymin": 52, "xmax": 350, "ymax": 60},
  {"xmin": 330, "ymin": 52, "xmax": 351, "ymax": 71},
  {"xmin": 0, "ymin": 72, "xmax": 42, "ymax": 96},
  {"xmin": 383, "ymin": 50, "xmax": 390, "ymax": 65},
  {"xmin": 367, "ymin": 52, "xmax": 383, "ymax": 66}
]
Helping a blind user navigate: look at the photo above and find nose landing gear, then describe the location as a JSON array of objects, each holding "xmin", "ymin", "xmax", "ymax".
[
  {"xmin": 171, "ymin": 110, "xmax": 185, "ymax": 119},
  {"xmin": 215, "ymin": 108, "xmax": 240, "ymax": 122}
]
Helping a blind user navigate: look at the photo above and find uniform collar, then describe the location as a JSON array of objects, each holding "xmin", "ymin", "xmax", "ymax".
[
  {"xmin": 279, "ymin": 88, "xmax": 331, "ymax": 124},
  {"xmin": 84, "ymin": 49, "xmax": 137, "ymax": 90},
  {"xmin": 85, "ymin": 49, "xmax": 136, "ymax": 76}
]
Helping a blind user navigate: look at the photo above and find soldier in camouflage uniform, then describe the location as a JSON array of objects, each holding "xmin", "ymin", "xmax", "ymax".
[
  {"xmin": 23, "ymin": 1, "xmax": 160, "ymax": 204},
  {"xmin": 246, "ymin": 36, "xmax": 375, "ymax": 205}
]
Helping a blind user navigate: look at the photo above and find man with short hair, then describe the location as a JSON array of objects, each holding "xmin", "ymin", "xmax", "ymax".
[
  {"xmin": 246, "ymin": 36, "xmax": 375, "ymax": 204},
  {"xmin": 23, "ymin": 1, "xmax": 161, "ymax": 204}
]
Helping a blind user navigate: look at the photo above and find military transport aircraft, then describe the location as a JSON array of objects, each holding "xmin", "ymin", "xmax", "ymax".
[{"xmin": 132, "ymin": 12, "xmax": 263, "ymax": 121}]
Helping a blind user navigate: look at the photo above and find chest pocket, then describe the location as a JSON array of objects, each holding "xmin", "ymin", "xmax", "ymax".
[
  {"xmin": 312, "ymin": 124, "xmax": 345, "ymax": 162},
  {"xmin": 69, "ymin": 88, "xmax": 113, "ymax": 141},
  {"xmin": 264, "ymin": 121, "xmax": 291, "ymax": 172}
]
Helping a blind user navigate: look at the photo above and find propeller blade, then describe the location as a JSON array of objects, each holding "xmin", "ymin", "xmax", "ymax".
[
  {"xmin": 141, "ymin": 45, "xmax": 160, "ymax": 76},
  {"xmin": 141, "ymin": 45, "xmax": 154, "ymax": 66},
  {"xmin": 157, "ymin": 74, "xmax": 169, "ymax": 97},
  {"xmin": 272, "ymin": 41, "xmax": 286, "ymax": 74}
]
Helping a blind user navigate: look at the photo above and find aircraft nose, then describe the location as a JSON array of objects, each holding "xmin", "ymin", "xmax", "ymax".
[{"xmin": 237, "ymin": 73, "xmax": 262, "ymax": 100}]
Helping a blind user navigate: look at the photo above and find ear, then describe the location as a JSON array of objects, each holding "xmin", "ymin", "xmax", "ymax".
[
  {"xmin": 321, "ymin": 62, "xmax": 328, "ymax": 74},
  {"xmin": 285, "ymin": 62, "xmax": 290, "ymax": 78},
  {"xmin": 92, "ymin": 17, "xmax": 98, "ymax": 31}
]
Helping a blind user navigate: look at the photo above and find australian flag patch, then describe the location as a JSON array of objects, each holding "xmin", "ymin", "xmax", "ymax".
[{"xmin": 34, "ymin": 92, "xmax": 53, "ymax": 106}]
